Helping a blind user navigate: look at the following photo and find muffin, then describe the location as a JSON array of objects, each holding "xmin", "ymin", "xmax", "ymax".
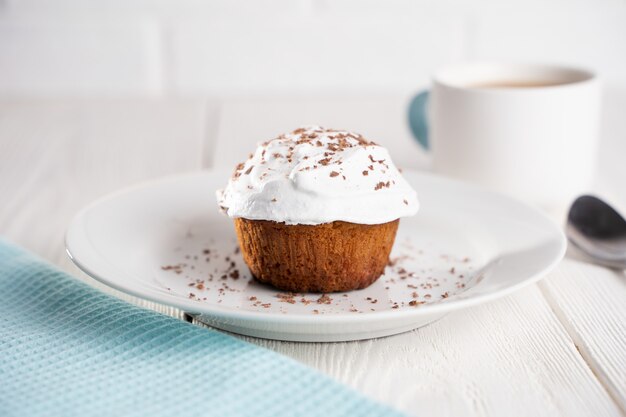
[{"xmin": 217, "ymin": 126, "xmax": 419, "ymax": 292}]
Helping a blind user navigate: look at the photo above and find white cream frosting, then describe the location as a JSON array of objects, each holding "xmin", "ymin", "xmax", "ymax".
[{"xmin": 216, "ymin": 126, "xmax": 419, "ymax": 225}]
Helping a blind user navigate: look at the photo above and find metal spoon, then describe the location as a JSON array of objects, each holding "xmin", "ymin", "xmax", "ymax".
[{"xmin": 566, "ymin": 195, "xmax": 626, "ymax": 269}]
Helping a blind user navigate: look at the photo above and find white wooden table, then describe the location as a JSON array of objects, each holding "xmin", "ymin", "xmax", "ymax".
[{"xmin": 1, "ymin": 95, "xmax": 625, "ymax": 417}]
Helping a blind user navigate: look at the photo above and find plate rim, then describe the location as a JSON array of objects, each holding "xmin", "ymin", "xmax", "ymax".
[{"xmin": 65, "ymin": 169, "xmax": 567, "ymax": 324}]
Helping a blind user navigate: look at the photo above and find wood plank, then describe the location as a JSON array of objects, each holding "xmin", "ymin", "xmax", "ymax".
[
  {"xmin": 540, "ymin": 259, "xmax": 626, "ymax": 413},
  {"xmin": 0, "ymin": 99, "xmax": 209, "ymax": 317},
  {"xmin": 209, "ymin": 96, "xmax": 625, "ymax": 416},
  {"xmin": 2, "ymin": 97, "xmax": 623, "ymax": 417},
  {"xmin": 226, "ymin": 285, "xmax": 621, "ymax": 417},
  {"xmin": 536, "ymin": 90, "xmax": 626, "ymax": 414}
]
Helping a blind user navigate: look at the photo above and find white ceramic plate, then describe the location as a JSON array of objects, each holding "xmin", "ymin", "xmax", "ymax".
[{"xmin": 66, "ymin": 170, "xmax": 566, "ymax": 342}]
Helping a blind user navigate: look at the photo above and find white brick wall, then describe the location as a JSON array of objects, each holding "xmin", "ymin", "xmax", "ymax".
[
  {"xmin": 171, "ymin": 12, "xmax": 466, "ymax": 95},
  {"xmin": 1, "ymin": 0, "xmax": 624, "ymax": 96},
  {"xmin": 0, "ymin": 16, "xmax": 163, "ymax": 95}
]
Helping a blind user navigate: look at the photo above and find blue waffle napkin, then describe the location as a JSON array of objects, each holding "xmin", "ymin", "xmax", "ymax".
[{"xmin": 0, "ymin": 240, "xmax": 405, "ymax": 417}]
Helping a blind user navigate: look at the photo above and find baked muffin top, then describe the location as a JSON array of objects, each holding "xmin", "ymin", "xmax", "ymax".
[{"xmin": 217, "ymin": 126, "xmax": 419, "ymax": 225}]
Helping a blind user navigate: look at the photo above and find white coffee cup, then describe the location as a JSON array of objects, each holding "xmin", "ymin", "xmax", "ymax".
[{"xmin": 409, "ymin": 62, "xmax": 601, "ymax": 212}]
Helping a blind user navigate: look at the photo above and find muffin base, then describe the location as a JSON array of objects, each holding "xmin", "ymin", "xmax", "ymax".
[{"xmin": 233, "ymin": 218, "xmax": 399, "ymax": 293}]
